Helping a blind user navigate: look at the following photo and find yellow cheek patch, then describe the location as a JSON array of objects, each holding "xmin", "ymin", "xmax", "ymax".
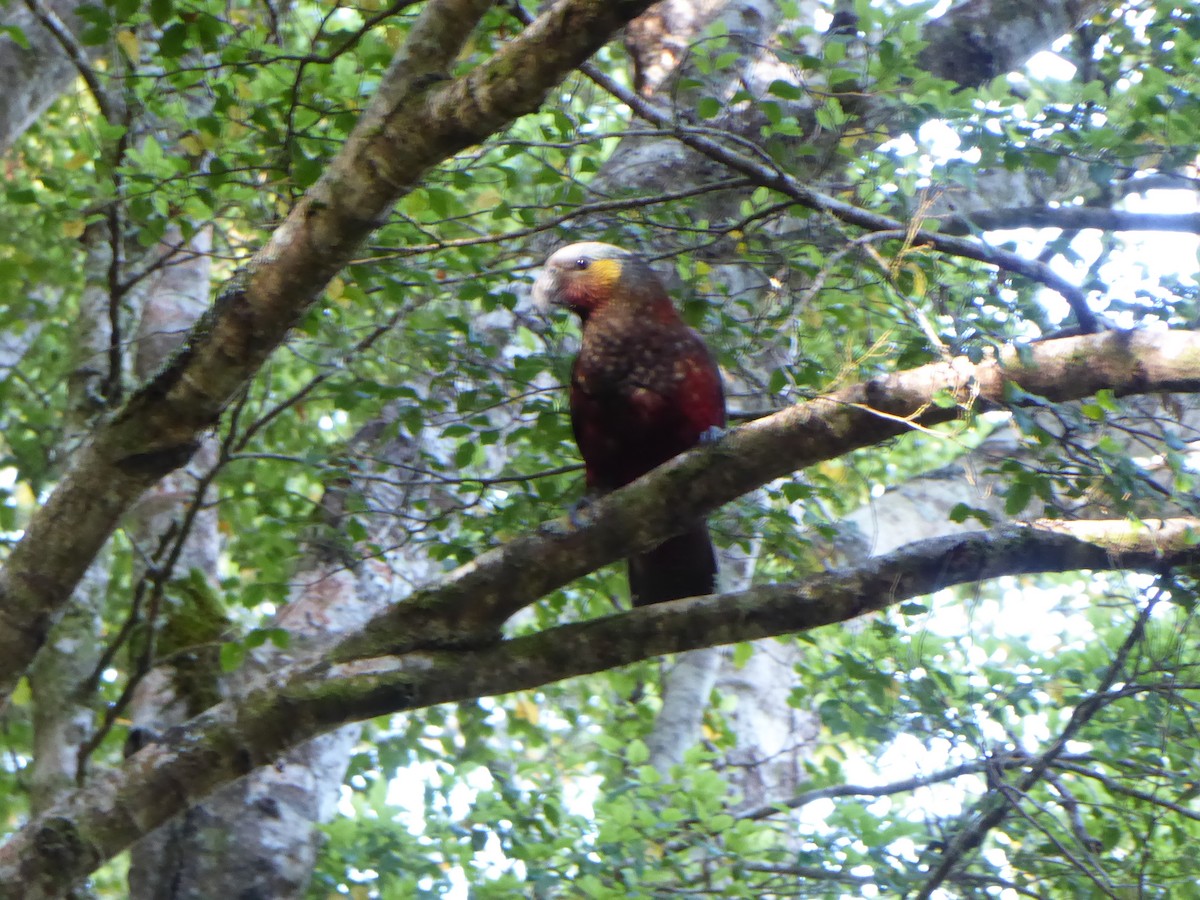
[{"xmin": 588, "ymin": 257, "xmax": 622, "ymax": 291}]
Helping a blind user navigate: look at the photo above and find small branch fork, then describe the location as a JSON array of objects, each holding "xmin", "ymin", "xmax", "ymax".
[
  {"xmin": 536, "ymin": 22, "xmax": 1105, "ymax": 333},
  {"xmin": 913, "ymin": 587, "xmax": 1163, "ymax": 898}
]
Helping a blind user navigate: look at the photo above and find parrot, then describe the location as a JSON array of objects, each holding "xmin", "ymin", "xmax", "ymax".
[{"xmin": 532, "ymin": 241, "xmax": 725, "ymax": 607}]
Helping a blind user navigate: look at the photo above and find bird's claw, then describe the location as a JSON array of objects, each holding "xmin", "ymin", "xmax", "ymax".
[{"xmin": 699, "ymin": 424, "xmax": 726, "ymax": 445}]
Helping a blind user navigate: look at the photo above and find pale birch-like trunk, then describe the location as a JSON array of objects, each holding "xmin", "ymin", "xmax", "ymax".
[
  {"xmin": 0, "ymin": 0, "xmax": 97, "ymax": 152},
  {"xmin": 28, "ymin": 223, "xmax": 125, "ymax": 816}
]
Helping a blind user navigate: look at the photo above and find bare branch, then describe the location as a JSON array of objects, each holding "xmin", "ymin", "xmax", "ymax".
[
  {"xmin": 739, "ymin": 760, "xmax": 1001, "ymax": 821},
  {"xmin": 1052, "ymin": 759, "xmax": 1200, "ymax": 824},
  {"xmin": 915, "ymin": 592, "xmax": 1161, "ymax": 898},
  {"xmin": 20, "ymin": 0, "xmax": 113, "ymax": 123},
  {"xmin": 939, "ymin": 206, "xmax": 1200, "ymax": 237},
  {"xmin": 576, "ymin": 60, "xmax": 1103, "ymax": 332}
]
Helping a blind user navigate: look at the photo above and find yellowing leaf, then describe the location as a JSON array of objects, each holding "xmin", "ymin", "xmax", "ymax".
[
  {"xmin": 326, "ymin": 276, "xmax": 346, "ymax": 303},
  {"xmin": 903, "ymin": 262, "xmax": 928, "ymax": 298},
  {"xmin": 475, "ymin": 189, "xmax": 502, "ymax": 209},
  {"xmin": 64, "ymin": 150, "xmax": 90, "ymax": 171},
  {"xmin": 116, "ymin": 29, "xmax": 139, "ymax": 60},
  {"xmin": 14, "ymin": 482, "xmax": 35, "ymax": 509},
  {"xmin": 10, "ymin": 677, "xmax": 31, "ymax": 707},
  {"xmin": 62, "ymin": 219, "xmax": 86, "ymax": 238},
  {"xmin": 179, "ymin": 134, "xmax": 205, "ymax": 156},
  {"xmin": 514, "ymin": 696, "xmax": 540, "ymax": 724}
]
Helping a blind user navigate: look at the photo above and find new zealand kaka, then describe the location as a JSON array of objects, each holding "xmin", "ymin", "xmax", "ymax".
[{"xmin": 532, "ymin": 241, "xmax": 725, "ymax": 606}]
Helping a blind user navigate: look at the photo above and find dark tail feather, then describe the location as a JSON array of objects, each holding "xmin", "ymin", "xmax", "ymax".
[{"xmin": 627, "ymin": 522, "xmax": 717, "ymax": 607}]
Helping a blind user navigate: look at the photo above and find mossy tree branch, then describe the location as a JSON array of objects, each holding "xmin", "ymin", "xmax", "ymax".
[
  {"xmin": 2, "ymin": 516, "xmax": 1198, "ymax": 897},
  {"xmin": 4, "ymin": 328, "xmax": 1200, "ymax": 895},
  {"xmin": 331, "ymin": 328, "xmax": 1200, "ymax": 661}
]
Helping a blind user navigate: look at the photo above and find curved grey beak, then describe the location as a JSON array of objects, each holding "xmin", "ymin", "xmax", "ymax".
[{"xmin": 531, "ymin": 266, "xmax": 563, "ymax": 311}]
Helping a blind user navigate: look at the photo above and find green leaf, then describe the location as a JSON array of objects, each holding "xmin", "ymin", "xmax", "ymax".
[
  {"xmin": 731, "ymin": 642, "xmax": 754, "ymax": 668},
  {"xmin": 149, "ymin": 0, "xmax": 174, "ymax": 26},
  {"xmin": 697, "ymin": 96, "xmax": 721, "ymax": 119},
  {"xmin": 768, "ymin": 79, "xmax": 802, "ymax": 99},
  {"xmin": 1004, "ymin": 478, "xmax": 1034, "ymax": 516},
  {"xmin": 158, "ymin": 22, "xmax": 189, "ymax": 57},
  {"xmin": 0, "ymin": 25, "xmax": 30, "ymax": 49},
  {"xmin": 626, "ymin": 739, "xmax": 649, "ymax": 766},
  {"xmin": 219, "ymin": 641, "xmax": 246, "ymax": 673}
]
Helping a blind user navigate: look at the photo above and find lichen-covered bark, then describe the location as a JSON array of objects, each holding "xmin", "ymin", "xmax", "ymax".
[
  {"xmin": 25, "ymin": 223, "xmax": 123, "ymax": 815},
  {"xmin": 123, "ymin": 226, "xmax": 231, "ymax": 900},
  {"xmin": 0, "ymin": 0, "xmax": 97, "ymax": 153},
  {"xmin": 0, "ymin": 0, "xmax": 660, "ymax": 702},
  {"xmin": 3, "ymin": 513, "xmax": 1200, "ymax": 898},
  {"xmin": 333, "ymin": 328, "xmax": 1200, "ymax": 660},
  {"xmin": 127, "ymin": 409, "xmax": 450, "ymax": 900}
]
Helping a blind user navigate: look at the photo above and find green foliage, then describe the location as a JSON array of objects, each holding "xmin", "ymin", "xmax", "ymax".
[{"xmin": 2, "ymin": 0, "xmax": 1200, "ymax": 896}]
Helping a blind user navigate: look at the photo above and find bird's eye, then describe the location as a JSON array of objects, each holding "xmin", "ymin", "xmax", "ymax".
[{"xmin": 575, "ymin": 257, "xmax": 589, "ymax": 270}]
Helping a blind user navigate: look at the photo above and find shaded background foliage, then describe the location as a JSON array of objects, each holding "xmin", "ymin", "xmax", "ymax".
[{"xmin": 1, "ymin": 0, "xmax": 1200, "ymax": 897}]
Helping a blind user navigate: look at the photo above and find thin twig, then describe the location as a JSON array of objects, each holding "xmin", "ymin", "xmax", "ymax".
[
  {"xmin": 915, "ymin": 589, "xmax": 1162, "ymax": 898},
  {"xmin": 557, "ymin": 32, "xmax": 1102, "ymax": 332},
  {"xmin": 21, "ymin": 0, "xmax": 113, "ymax": 122}
]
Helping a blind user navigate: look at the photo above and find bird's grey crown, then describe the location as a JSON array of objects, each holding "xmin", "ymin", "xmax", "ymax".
[{"xmin": 544, "ymin": 241, "xmax": 633, "ymax": 268}]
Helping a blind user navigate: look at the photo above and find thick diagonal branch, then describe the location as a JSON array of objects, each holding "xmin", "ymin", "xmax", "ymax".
[
  {"xmin": 5, "ymin": 327, "xmax": 1199, "ymax": 895},
  {"xmin": 333, "ymin": 328, "xmax": 1200, "ymax": 660},
  {"xmin": 0, "ymin": 0, "xmax": 658, "ymax": 701}
]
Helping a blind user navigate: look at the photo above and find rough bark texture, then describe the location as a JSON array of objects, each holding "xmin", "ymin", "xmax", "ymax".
[
  {"xmin": 25, "ymin": 224, "xmax": 121, "ymax": 815},
  {"xmin": 123, "ymin": 228, "xmax": 230, "ymax": 900},
  {"xmin": 0, "ymin": 0, "xmax": 660, "ymax": 702},
  {"xmin": 0, "ymin": 0, "xmax": 97, "ymax": 153},
  {"xmin": 625, "ymin": 0, "xmax": 731, "ymax": 96},
  {"xmin": 27, "ymin": 593, "xmax": 103, "ymax": 813},
  {"xmin": 127, "ymin": 729, "xmax": 357, "ymax": 900},
  {"xmin": 334, "ymin": 328, "xmax": 1200, "ymax": 660},
  {"xmin": 917, "ymin": 0, "xmax": 1108, "ymax": 87},
  {"xmin": 125, "ymin": 410, "xmax": 451, "ymax": 900}
]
